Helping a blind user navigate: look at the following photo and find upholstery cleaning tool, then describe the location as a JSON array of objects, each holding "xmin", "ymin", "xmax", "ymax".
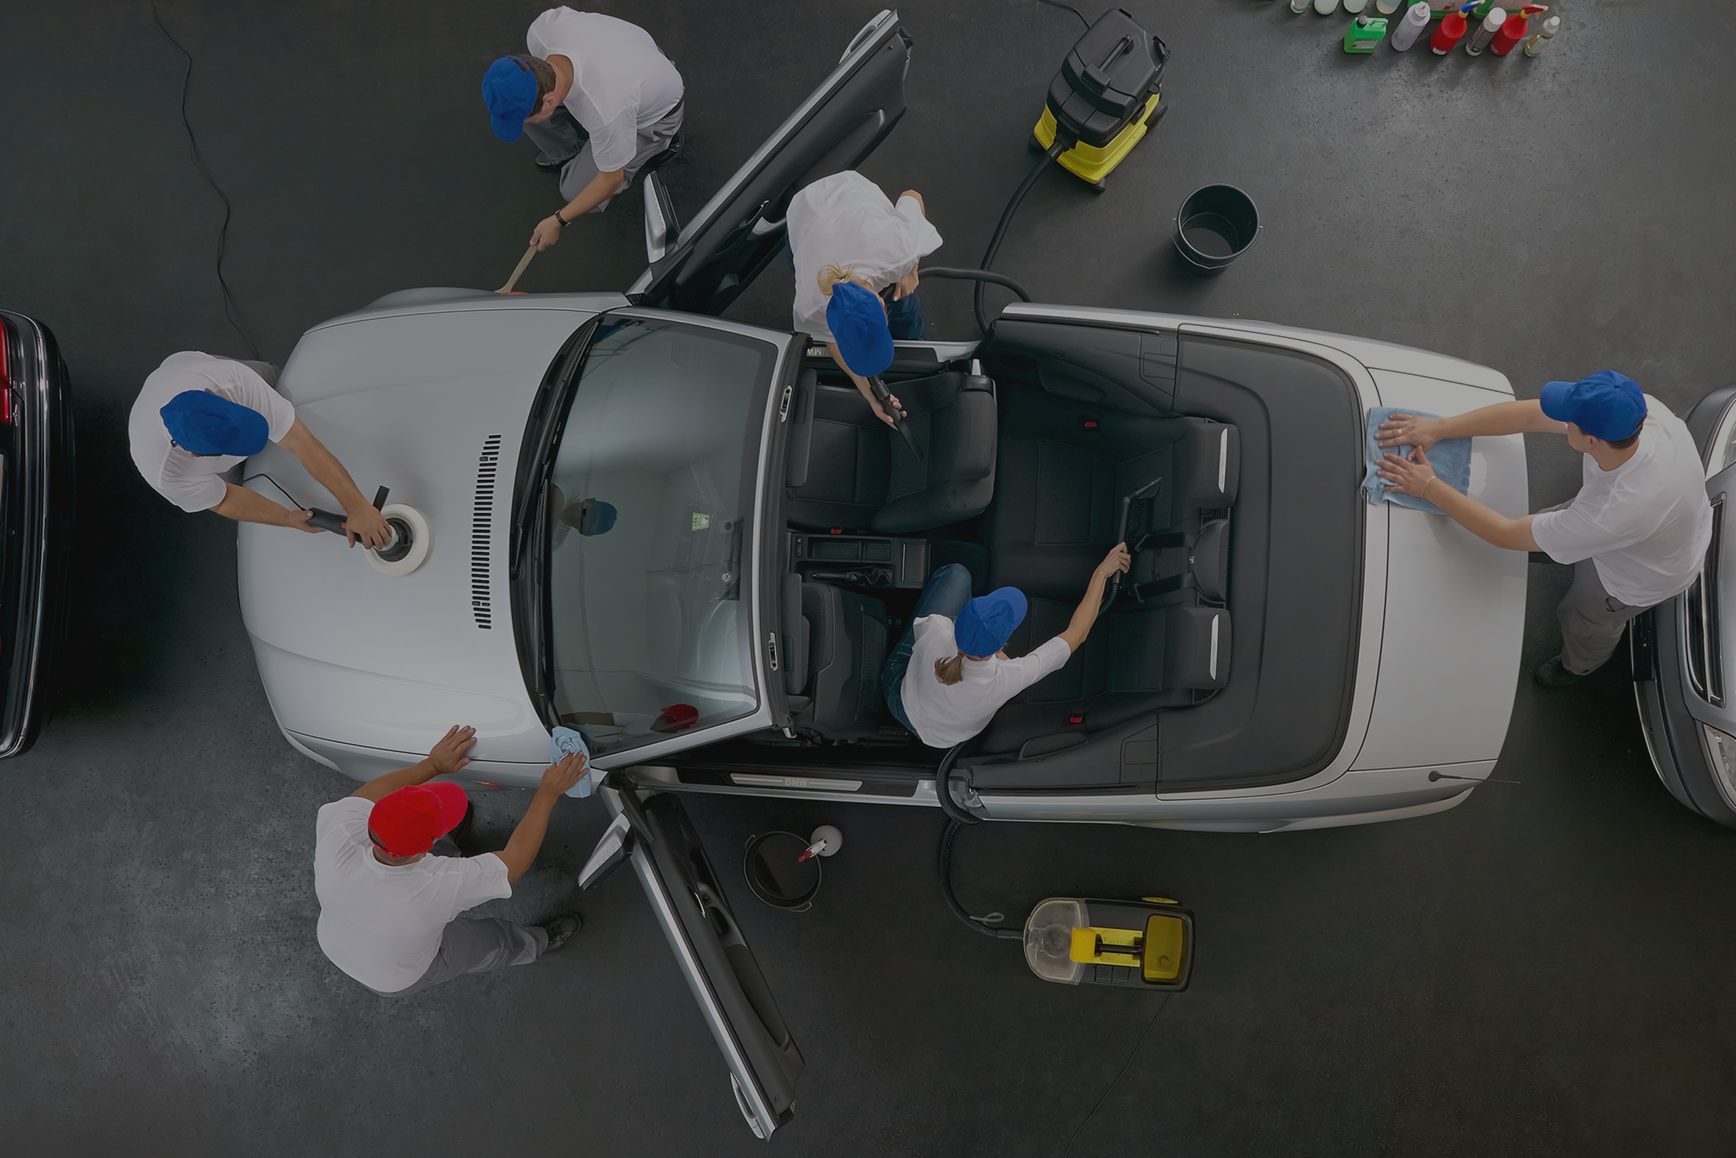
[
  {"xmin": 1464, "ymin": 6, "xmax": 1505, "ymax": 53},
  {"xmin": 305, "ymin": 485, "xmax": 434, "ymax": 577},
  {"xmin": 935, "ymin": 747, "xmax": 1195, "ymax": 990},
  {"xmin": 1523, "ymin": 14, "xmax": 1559, "ymax": 55},
  {"xmin": 1344, "ymin": 14, "xmax": 1388, "ymax": 52},
  {"xmin": 1391, "ymin": 2, "xmax": 1432, "ymax": 50},
  {"xmin": 497, "ymin": 244, "xmax": 537, "ymax": 294},
  {"xmin": 1432, "ymin": 3, "xmax": 1477, "ymax": 52},
  {"xmin": 1103, "ymin": 476, "xmax": 1162, "ymax": 609},
  {"xmin": 867, "ymin": 375, "xmax": 922, "ymax": 460}
]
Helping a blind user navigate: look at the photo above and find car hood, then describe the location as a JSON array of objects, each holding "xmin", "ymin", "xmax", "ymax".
[
  {"xmin": 239, "ymin": 296, "xmax": 617, "ymax": 765},
  {"xmin": 1350, "ymin": 368, "xmax": 1530, "ymax": 771}
]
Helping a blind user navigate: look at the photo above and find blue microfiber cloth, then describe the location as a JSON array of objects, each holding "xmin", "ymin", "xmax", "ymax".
[
  {"xmin": 1362, "ymin": 407, "xmax": 1472, "ymax": 516},
  {"xmin": 549, "ymin": 726, "xmax": 598, "ymax": 798}
]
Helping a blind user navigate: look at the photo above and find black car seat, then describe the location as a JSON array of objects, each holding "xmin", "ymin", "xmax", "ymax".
[
  {"xmin": 782, "ymin": 579, "xmax": 889, "ymax": 740},
  {"xmin": 785, "ymin": 371, "xmax": 997, "ymax": 534}
]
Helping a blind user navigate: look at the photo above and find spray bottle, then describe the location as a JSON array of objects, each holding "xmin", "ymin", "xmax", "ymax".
[
  {"xmin": 1490, "ymin": 4, "xmax": 1544, "ymax": 54},
  {"xmin": 1344, "ymin": 14, "xmax": 1387, "ymax": 51},
  {"xmin": 1431, "ymin": 2, "xmax": 1476, "ymax": 53},
  {"xmin": 1523, "ymin": 14, "xmax": 1559, "ymax": 54},
  {"xmin": 1391, "ymin": 1, "xmax": 1431, "ymax": 50},
  {"xmin": 1464, "ymin": 6, "xmax": 1505, "ymax": 54}
]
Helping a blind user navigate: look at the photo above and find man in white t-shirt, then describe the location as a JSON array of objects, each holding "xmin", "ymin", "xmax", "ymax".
[
  {"xmin": 480, "ymin": 9, "xmax": 683, "ymax": 253},
  {"xmin": 786, "ymin": 171, "xmax": 943, "ymax": 425},
  {"xmin": 1377, "ymin": 371, "xmax": 1712, "ymax": 686},
  {"xmin": 127, "ymin": 352, "xmax": 391, "ymax": 547},
  {"xmin": 314, "ymin": 725, "xmax": 589, "ymax": 997}
]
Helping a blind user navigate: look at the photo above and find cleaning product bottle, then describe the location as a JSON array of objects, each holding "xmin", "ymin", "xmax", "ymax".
[
  {"xmin": 1314, "ymin": 0, "xmax": 1341, "ymax": 14},
  {"xmin": 1464, "ymin": 6, "xmax": 1505, "ymax": 54},
  {"xmin": 1431, "ymin": 5, "xmax": 1474, "ymax": 52},
  {"xmin": 1523, "ymin": 14, "xmax": 1559, "ymax": 54},
  {"xmin": 1344, "ymin": 0, "xmax": 1369, "ymax": 12},
  {"xmin": 1344, "ymin": 14, "xmax": 1387, "ymax": 51},
  {"xmin": 1291, "ymin": 0, "xmax": 1311, "ymax": 11},
  {"xmin": 1391, "ymin": 1, "xmax": 1431, "ymax": 50},
  {"xmin": 1375, "ymin": 0, "xmax": 1400, "ymax": 12},
  {"xmin": 1488, "ymin": 9, "xmax": 1530, "ymax": 54}
]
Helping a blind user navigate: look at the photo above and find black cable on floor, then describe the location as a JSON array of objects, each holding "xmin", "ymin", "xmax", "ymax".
[
  {"xmin": 1061, "ymin": 996, "xmax": 1171, "ymax": 1156},
  {"xmin": 151, "ymin": 2, "xmax": 262, "ymax": 361},
  {"xmin": 1037, "ymin": 0, "xmax": 1092, "ymax": 30}
]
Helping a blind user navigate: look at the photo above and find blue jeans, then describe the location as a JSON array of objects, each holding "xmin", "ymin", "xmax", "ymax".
[
  {"xmin": 882, "ymin": 563, "xmax": 973, "ymax": 732},
  {"xmin": 885, "ymin": 291, "xmax": 925, "ymax": 340}
]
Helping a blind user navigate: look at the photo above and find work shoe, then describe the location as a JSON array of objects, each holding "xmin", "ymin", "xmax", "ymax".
[
  {"xmin": 539, "ymin": 913, "xmax": 582, "ymax": 953},
  {"xmin": 1534, "ymin": 655, "xmax": 1584, "ymax": 688},
  {"xmin": 534, "ymin": 151, "xmax": 563, "ymax": 172}
]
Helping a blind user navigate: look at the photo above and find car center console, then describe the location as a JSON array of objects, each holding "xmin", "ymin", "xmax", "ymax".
[{"xmin": 787, "ymin": 530, "xmax": 931, "ymax": 590}]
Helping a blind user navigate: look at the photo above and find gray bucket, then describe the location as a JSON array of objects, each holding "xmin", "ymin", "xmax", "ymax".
[
  {"xmin": 743, "ymin": 831, "xmax": 821, "ymax": 911},
  {"xmin": 1173, "ymin": 184, "xmax": 1259, "ymax": 274}
]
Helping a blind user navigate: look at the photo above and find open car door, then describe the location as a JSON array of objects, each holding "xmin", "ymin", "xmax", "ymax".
[
  {"xmin": 627, "ymin": 8, "xmax": 912, "ymax": 317},
  {"xmin": 580, "ymin": 778, "xmax": 804, "ymax": 1139}
]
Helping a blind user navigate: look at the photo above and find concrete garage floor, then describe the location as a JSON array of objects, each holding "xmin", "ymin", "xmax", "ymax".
[{"xmin": 4, "ymin": 0, "xmax": 1736, "ymax": 1153}]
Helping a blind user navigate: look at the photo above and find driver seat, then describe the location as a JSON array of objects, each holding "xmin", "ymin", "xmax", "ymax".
[
  {"xmin": 785, "ymin": 371, "xmax": 997, "ymax": 533},
  {"xmin": 781, "ymin": 577, "xmax": 888, "ymax": 740}
]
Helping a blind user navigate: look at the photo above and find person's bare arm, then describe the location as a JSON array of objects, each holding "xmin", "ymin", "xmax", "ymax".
[
  {"xmin": 277, "ymin": 418, "xmax": 391, "ymax": 548},
  {"xmin": 1057, "ymin": 544, "xmax": 1132, "ymax": 653},
  {"xmin": 1376, "ymin": 448, "xmax": 1540, "ymax": 551},
  {"xmin": 1376, "ymin": 399, "xmax": 1563, "ymax": 453},
  {"xmin": 824, "ymin": 342, "xmax": 902, "ymax": 428},
  {"xmin": 211, "ymin": 480, "xmax": 321, "ymax": 533},
  {"xmin": 530, "ymin": 168, "xmax": 625, "ymax": 250},
  {"xmin": 350, "ymin": 726, "xmax": 477, "ymax": 802},
  {"xmin": 489, "ymin": 754, "xmax": 589, "ymax": 883}
]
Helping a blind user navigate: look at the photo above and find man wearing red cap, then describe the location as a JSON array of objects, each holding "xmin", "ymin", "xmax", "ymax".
[{"xmin": 314, "ymin": 725, "xmax": 588, "ymax": 996}]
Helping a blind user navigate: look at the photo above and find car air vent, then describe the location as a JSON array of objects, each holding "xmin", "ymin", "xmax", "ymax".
[{"xmin": 471, "ymin": 434, "xmax": 503, "ymax": 628}]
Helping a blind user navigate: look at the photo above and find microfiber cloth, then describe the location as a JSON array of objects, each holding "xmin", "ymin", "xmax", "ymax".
[
  {"xmin": 1362, "ymin": 407, "xmax": 1472, "ymax": 516},
  {"xmin": 550, "ymin": 726, "xmax": 598, "ymax": 798}
]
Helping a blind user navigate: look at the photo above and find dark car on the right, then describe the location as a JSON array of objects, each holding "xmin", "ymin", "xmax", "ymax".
[{"xmin": 1633, "ymin": 383, "xmax": 1736, "ymax": 827}]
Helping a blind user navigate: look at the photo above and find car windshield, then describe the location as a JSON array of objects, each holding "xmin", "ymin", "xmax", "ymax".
[{"xmin": 538, "ymin": 317, "xmax": 775, "ymax": 757}]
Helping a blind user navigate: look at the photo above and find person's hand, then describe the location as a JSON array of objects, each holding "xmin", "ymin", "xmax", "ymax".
[
  {"xmin": 342, "ymin": 502, "xmax": 392, "ymax": 550},
  {"xmin": 1375, "ymin": 412, "xmax": 1445, "ymax": 453},
  {"xmin": 1376, "ymin": 447, "xmax": 1440, "ymax": 499},
  {"xmin": 538, "ymin": 751, "xmax": 588, "ymax": 796},
  {"xmin": 900, "ymin": 189, "xmax": 926, "ymax": 214},
  {"xmin": 1094, "ymin": 542, "xmax": 1132, "ymax": 584},
  {"xmin": 283, "ymin": 508, "xmax": 323, "ymax": 534},
  {"xmin": 530, "ymin": 215, "xmax": 564, "ymax": 251},
  {"xmin": 892, "ymin": 266, "xmax": 920, "ymax": 301},
  {"xmin": 427, "ymin": 725, "xmax": 476, "ymax": 775},
  {"xmin": 868, "ymin": 391, "xmax": 904, "ymax": 428}
]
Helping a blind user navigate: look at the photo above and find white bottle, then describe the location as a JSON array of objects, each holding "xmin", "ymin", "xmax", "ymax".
[
  {"xmin": 1291, "ymin": 0, "xmax": 1310, "ymax": 11},
  {"xmin": 1376, "ymin": 0, "xmax": 1400, "ymax": 11},
  {"xmin": 1314, "ymin": 0, "xmax": 1341, "ymax": 13},
  {"xmin": 1523, "ymin": 14, "xmax": 1560, "ymax": 55},
  {"xmin": 1390, "ymin": 0, "xmax": 1430, "ymax": 49},
  {"xmin": 1344, "ymin": 0, "xmax": 1368, "ymax": 12},
  {"xmin": 1464, "ymin": 6, "xmax": 1504, "ymax": 54}
]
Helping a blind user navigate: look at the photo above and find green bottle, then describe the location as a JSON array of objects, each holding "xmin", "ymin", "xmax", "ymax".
[{"xmin": 1344, "ymin": 14, "xmax": 1387, "ymax": 51}]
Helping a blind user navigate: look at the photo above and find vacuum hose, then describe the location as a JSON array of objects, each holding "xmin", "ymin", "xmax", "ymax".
[
  {"xmin": 970, "ymin": 141, "xmax": 1067, "ymax": 334},
  {"xmin": 933, "ymin": 743, "xmax": 1022, "ymax": 940},
  {"xmin": 918, "ymin": 268, "xmax": 1034, "ymax": 338}
]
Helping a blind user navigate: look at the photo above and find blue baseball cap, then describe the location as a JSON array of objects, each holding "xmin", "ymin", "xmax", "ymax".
[
  {"xmin": 160, "ymin": 391, "xmax": 269, "ymax": 457},
  {"xmin": 954, "ymin": 587, "xmax": 1028, "ymax": 658},
  {"xmin": 826, "ymin": 281, "xmax": 895, "ymax": 378},
  {"xmin": 482, "ymin": 57, "xmax": 539, "ymax": 142},
  {"xmin": 1539, "ymin": 371, "xmax": 1647, "ymax": 442}
]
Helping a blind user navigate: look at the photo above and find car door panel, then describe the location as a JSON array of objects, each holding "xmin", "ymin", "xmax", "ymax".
[{"xmin": 629, "ymin": 9, "xmax": 912, "ymax": 317}]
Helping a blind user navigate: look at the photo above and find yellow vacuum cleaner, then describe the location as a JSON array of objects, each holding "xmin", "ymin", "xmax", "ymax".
[
  {"xmin": 1026, "ymin": 897, "xmax": 1194, "ymax": 990},
  {"xmin": 1031, "ymin": 8, "xmax": 1169, "ymax": 191}
]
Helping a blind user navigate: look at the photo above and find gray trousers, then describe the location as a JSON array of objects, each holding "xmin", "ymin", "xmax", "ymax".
[
  {"xmin": 1557, "ymin": 557, "xmax": 1649, "ymax": 675},
  {"xmin": 371, "ymin": 834, "xmax": 549, "ymax": 998},
  {"xmin": 522, "ymin": 102, "xmax": 683, "ymax": 208}
]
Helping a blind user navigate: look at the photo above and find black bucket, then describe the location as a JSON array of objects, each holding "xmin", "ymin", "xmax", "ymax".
[
  {"xmin": 1173, "ymin": 184, "xmax": 1259, "ymax": 274},
  {"xmin": 743, "ymin": 831, "xmax": 822, "ymax": 911}
]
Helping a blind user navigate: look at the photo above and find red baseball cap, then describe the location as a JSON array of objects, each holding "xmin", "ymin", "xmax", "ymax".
[{"xmin": 369, "ymin": 782, "xmax": 470, "ymax": 857}]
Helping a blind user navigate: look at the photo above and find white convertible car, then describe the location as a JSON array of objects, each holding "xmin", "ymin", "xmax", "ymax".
[{"xmin": 238, "ymin": 11, "xmax": 1527, "ymax": 1138}]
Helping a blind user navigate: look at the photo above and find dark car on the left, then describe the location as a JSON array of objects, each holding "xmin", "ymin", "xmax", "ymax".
[{"xmin": 0, "ymin": 311, "xmax": 75, "ymax": 757}]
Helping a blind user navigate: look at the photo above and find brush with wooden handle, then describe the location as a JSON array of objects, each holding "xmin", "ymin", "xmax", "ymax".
[{"xmin": 497, "ymin": 244, "xmax": 538, "ymax": 294}]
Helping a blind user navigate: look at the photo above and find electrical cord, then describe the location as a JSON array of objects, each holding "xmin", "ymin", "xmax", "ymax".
[
  {"xmin": 1037, "ymin": 0, "xmax": 1092, "ymax": 30},
  {"xmin": 1060, "ymin": 996, "xmax": 1171, "ymax": 1156},
  {"xmin": 151, "ymin": 2, "xmax": 262, "ymax": 361}
]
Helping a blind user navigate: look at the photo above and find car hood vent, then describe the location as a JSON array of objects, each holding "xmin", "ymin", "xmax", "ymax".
[{"xmin": 472, "ymin": 434, "xmax": 503, "ymax": 628}]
